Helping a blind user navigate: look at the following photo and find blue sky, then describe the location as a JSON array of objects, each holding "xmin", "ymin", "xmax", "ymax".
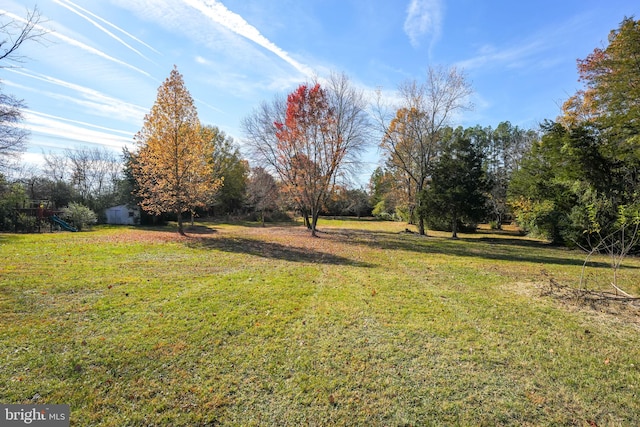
[{"xmin": 2, "ymin": 0, "xmax": 639, "ymax": 184}]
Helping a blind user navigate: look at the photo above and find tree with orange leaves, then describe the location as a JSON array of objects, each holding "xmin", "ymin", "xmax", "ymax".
[
  {"xmin": 132, "ymin": 66, "xmax": 222, "ymax": 235},
  {"xmin": 375, "ymin": 66, "xmax": 473, "ymax": 235},
  {"xmin": 509, "ymin": 18, "xmax": 640, "ymax": 246},
  {"xmin": 560, "ymin": 17, "xmax": 640, "ymax": 142}
]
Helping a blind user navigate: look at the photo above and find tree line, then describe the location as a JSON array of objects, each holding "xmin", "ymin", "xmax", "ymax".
[
  {"xmin": 509, "ymin": 17, "xmax": 640, "ymax": 249},
  {"xmin": 1, "ymin": 9, "xmax": 639, "ymax": 246}
]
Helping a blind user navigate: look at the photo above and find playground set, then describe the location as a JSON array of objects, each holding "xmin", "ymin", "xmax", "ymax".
[{"xmin": 15, "ymin": 199, "xmax": 77, "ymax": 232}]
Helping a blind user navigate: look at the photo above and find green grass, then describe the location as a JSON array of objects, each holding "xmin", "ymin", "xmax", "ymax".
[{"xmin": 1, "ymin": 220, "xmax": 638, "ymax": 426}]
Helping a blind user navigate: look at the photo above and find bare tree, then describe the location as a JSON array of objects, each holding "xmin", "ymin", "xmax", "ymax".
[
  {"xmin": 1, "ymin": 6, "xmax": 47, "ymax": 66},
  {"xmin": 0, "ymin": 89, "xmax": 28, "ymax": 169},
  {"xmin": 580, "ymin": 205, "xmax": 640, "ymax": 299},
  {"xmin": 242, "ymin": 94, "xmax": 287, "ymax": 174},
  {"xmin": 324, "ymin": 71, "xmax": 371, "ymax": 183},
  {"xmin": 42, "ymin": 151, "xmax": 70, "ymax": 182},
  {"xmin": 246, "ymin": 167, "xmax": 279, "ymax": 226},
  {"xmin": 373, "ymin": 66, "xmax": 473, "ymax": 235},
  {"xmin": 0, "ymin": 6, "xmax": 48, "ymax": 170},
  {"xmin": 65, "ymin": 147, "xmax": 121, "ymax": 202}
]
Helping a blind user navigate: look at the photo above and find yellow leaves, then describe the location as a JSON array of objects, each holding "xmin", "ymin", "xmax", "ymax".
[
  {"xmin": 557, "ymin": 90, "xmax": 598, "ymax": 128},
  {"xmin": 388, "ymin": 107, "xmax": 423, "ymax": 132},
  {"xmin": 132, "ymin": 67, "xmax": 222, "ymax": 217}
]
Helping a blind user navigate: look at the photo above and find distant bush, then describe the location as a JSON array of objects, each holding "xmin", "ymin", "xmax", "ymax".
[
  {"xmin": 394, "ymin": 205, "xmax": 411, "ymax": 222},
  {"xmin": 371, "ymin": 200, "xmax": 388, "ymax": 219},
  {"xmin": 61, "ymin": 202, "xmax": 97, "ymax": 231},
  {"xmin": 16, "ymin": 213, "xmax": 37, "ymax": 233},
  {"xmin": 372, "ymin": 200, "xmax": 402, "ymax": 221},
  {"xmin": 0, "ymin": 177, "xmax": 28, "ymax": 232}
]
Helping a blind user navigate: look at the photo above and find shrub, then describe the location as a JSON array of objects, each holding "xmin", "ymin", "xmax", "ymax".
[
  {"xmin": 61, "ymin": 202, "xmax": 97, "ymax": 231},
  {"xmin": 16, "ymin": 213, "xmax": 37, "ymax": 233},
  {"xmin": 371, "ymin": 200, "xmax": 388, "ymax": 218}
]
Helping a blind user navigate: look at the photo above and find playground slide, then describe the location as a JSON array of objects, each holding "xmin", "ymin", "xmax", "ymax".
[{"xmin": 51, "ymin": 215, "xmax": 78, "ymax": 232}]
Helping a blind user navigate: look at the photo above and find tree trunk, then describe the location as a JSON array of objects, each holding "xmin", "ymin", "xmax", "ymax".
[
  {"xmin": 407, "ymin": 205, "xmax": 415, "ymax": 225},
  {"xmin": 261, "ymin": 208, "xmax": 265, "ymax": 227},
  {"xmin": 416, "ymin": 194, "xmax": 426, "ymax": 235},
  {"xmin": 451, "ymin": 217, "xmax": 458, "ymax": 239},
  {"xmin": 310, "ymin": 210, "xmax": 320, "ymax": 237},
  {"xmin": 302, "ymin": 209, "xmax": 311, "ymax": 229},
  {"xmin": 177, "ymin": 211, "xmax": 185, "ymax": 235},
  {"xmin": 495, "ymin": 212, "xmax": 503, "ymax": 230}
]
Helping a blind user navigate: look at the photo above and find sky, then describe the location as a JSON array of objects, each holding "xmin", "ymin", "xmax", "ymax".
[{"xmin": 2, "ymin": 0, "xmax": 639, "ymax": 185}]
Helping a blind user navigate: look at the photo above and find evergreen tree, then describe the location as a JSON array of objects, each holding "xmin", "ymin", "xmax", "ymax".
[
  {"xmin": 202, "ymin": 125, "xmax": 248, "ymax": 215},
  {"xmin": 511, "ymin": 18, "xmax": 640, "ymax": 245},
  {"xmin": 421, "ymin": 133, "xmax": 489, "ymax": 238}
]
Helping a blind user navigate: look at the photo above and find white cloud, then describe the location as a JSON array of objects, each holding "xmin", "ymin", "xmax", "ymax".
[
  {"xmin": 454, "ymin": 41, "xmax": 545, "ymax": 71},
  {"xmin": 455, "ymin": 13, "xmax": 592, "ymax": 72},
  {"xmin": 403, "ymin": 0, "xmax": 443, "ymax": 48},
  {"xmin": 195, "ymin": 56, "xmax": 211, "ymax": 65},
  {"xmin": 20, "ymin": 152, "xmax": 47, "ymax": 167}
]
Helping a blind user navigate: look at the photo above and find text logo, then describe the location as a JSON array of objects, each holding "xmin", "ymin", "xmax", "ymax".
[{"xmin": 0, "ymin": 405, "xmax": 69, "ymax": 427}]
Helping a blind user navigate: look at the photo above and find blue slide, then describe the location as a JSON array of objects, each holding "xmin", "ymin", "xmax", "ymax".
[{"xmin": 51, "ymin": 215, "xmax": 78, "ymax": 232}]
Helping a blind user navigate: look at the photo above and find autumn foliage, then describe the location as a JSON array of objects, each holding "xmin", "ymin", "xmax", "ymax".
[
  {"xmin": 376, "ymin": 67, "xmax": 473, "ymax": 235},
  {"xmin": 561, "ymin": 17, "xmax": 640, "ymax": 135},
  {"xmin": 242, "ymin": 73, "xmax": 368, "ymax": 236},
  {"xmin": 132, "ymin": 67, "xmax": 222, "ymax": 235},
  {"xmin": 272, "ymin": 84, "xmax": 338, "ymax": 235}
]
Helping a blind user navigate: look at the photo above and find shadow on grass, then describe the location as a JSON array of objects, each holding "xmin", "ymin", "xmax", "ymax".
[
  {"xmin": 187, "ymin": 235, "xmax": 373, "ymax": 268},
  {"xmin": 134, "ymin": 222, "xmax": 621, "ymax": 270},
  {"xmin": 183, "ymin": 225, "xmax": 218, "ymax": 235},
  {"xmin": 151, "ymin": 220, "xmax": 300, "ymax": 234},
  {"xmin": 322, "ymin": 228, "xmax": 618, "ymax": 269}
]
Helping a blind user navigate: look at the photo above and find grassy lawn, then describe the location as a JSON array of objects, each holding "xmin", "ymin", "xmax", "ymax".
[{"xmin": 1, "ymin": 219, "xmax": 638, "ymax": 426}]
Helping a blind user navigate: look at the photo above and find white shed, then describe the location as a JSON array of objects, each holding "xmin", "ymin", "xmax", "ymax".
[{"xmin": 104, "ymin": 205, "xmax": 140, "ymax": 225}]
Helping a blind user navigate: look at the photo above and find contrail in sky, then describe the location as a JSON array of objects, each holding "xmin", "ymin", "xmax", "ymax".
[
  {"xmin": 23, "ymin": 111, "xmax": 134, "ymax": 149},
  {"xmin": 53, "ymin": 0, "xmax": 153, "ymax": 60},
  {"xmin": 182, "ymin": 0, "xmax": 314, "ymax": 77},
  {"xmin": 6, "ymin": 69, "xmax": 148, "ymax": 122},
  {"xmin": 49, "ymin": 26, "xmax": 152, "ymax": 77},
  {"xmin": 0, "ymin": 10, "xmax": 152, "ymax": 78},
  {"xmin": 56, "ymin": 0, "xmax": 161, "ymax": 55}
]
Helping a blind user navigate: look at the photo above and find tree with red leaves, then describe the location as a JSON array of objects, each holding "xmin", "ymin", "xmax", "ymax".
[
  {"xmin": 273, "ymin": 83, "xmax": 336, "ymax": 236},
  {"xmin": 243, "ymin": 73, "xmax": 369, "ymax": 237}
]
